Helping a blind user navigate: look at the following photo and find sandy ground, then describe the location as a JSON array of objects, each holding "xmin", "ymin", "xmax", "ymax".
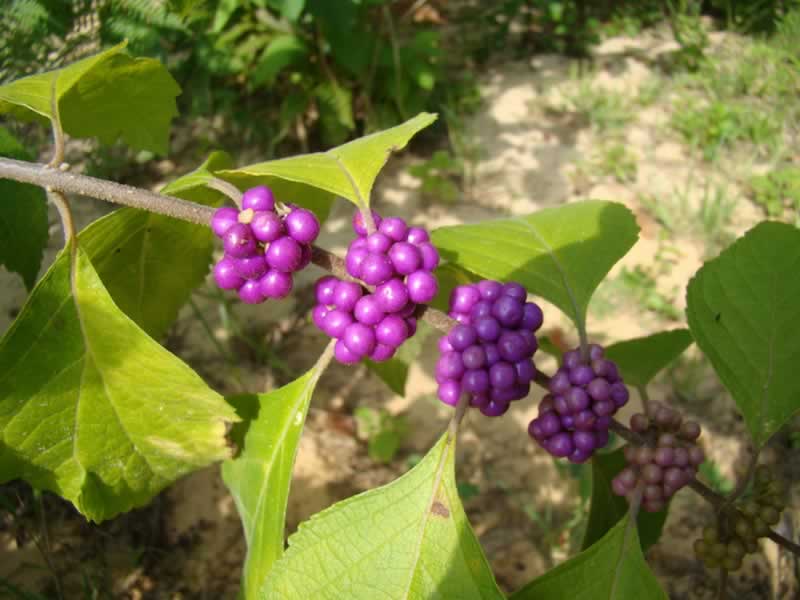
[{"xmin": 1, "ymin": 27, "xmax": 798, "ymax": 599}]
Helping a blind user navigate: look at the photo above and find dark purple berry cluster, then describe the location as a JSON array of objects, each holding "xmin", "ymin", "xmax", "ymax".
[
  {"xmin": 435, "ymin": 281, "xmax": 543, "ymax": 417},
  {"xmin": 312, "ymin": 275, "xmax": 418, "ymax": 365},
  {"xmin": 693, "ymin": 465, "xmax": 786, "ymax": 571},
  {"xmin": 612, "ymin": 403, "xmax": 704, "ymax": 512},
  {"xmin": 346, "ymin": 211, "xmax": 439, "ymax": 306},
  {"xmin": 528, "ymin": 344, "xmax": 627, "ymax": 463},
  {"xmin": 211, "ymin": 186, "xmax": 320, "ymax": 304}
]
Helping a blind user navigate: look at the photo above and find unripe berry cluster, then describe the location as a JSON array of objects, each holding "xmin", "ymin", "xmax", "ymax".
[
  {"xmin": 435, "ymin": 281, "xmax": 543, "ymax": 417},
  {"xmin": 612, "ymin": 403, "xmax": 704, "ymax": 511},
  {"xmin": 693, "ymin": 465, "xmax": 787, "ymax": 571},
  {"xmin": 346, "ymin": 211, "xmax": 439, "ymax": 305},
  {"xmin": 528, "ymin": 344, "xmax": 627, "ymax": 463},
  {"xmin": 211, "ymin": 186, "xmax": 320, "ymax": 304},
  {"xmin": 312, "ymin": 275, "xmax": 418, "ymax": 365}
]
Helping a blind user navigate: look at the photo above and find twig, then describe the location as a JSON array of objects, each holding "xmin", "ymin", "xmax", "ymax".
[
  {"xmin": 207, "ymin": 177, "xmax": 243, "ymax": 207},
  {"xmin": 382, "ymin": 5, "xmax": 406, "ymax": 120},
  {"xmin": 48, "ymin": 190, "xmax": 75, "ymax": 250},
  {"xmin": 448, "ymin": 391, "xmax": 470, "ymax": 436},
  {"xmin": 717, "ymin": 567, "xmax": 728, "ymax": 600}
]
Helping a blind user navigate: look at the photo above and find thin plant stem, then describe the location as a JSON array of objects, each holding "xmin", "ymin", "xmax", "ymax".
[
  {"xmin": 48, "ymin": 75, "xmax": 65, "ymax": 169},
  {"xmin": 717, "ymin": 567, "xmax": 728, "ymax": 600},
  {"xmin": 207, "ymin": 177, "xmax": 243, "ymax": 207}
]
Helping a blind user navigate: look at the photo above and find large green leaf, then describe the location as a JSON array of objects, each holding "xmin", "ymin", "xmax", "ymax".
[
  {"xmin": 366, "ymin": 321, "xmax": 433, "ymax": 396},
  {"xmin": 686, "ymin": 221, "xmax": 800, "ymax": 447},
  {"xmin": 582, "ymin": 449, "xmax": 668, "ymax": 551},
  {"xmin": 218, "ymin": 113, "xmax": 437, "ymax": 210},
  {"xmin": 222, "ymin": 347, "xmax": 330, "ymax": 600},
  {"xmin": 77, "ymin": 152, "xmax": 233, "ymax": 339},
  {"xmin": 431, "ymin": 201, "xmax": 639, "ymax": 330},
  {"xmin": 259, "ymin": 431, "xmax": 504, "ymax": 599},
  {"xmin": 0, "ymin": 126, "xmax": 48, "ymax": 291},
  {"xmin": 0, "ymin": 42, "xmax": 180, "ymax": 154},
  {"xmin": 604, "ymin": 330, "xmax": 693, "ymax": 388},
  {"xmin": 0, "ymin": 245, "xmax": 237, "ymax": 522},
  {"xmin": 511, "ymin": 514, "xmax": 667, "ymax": 600},
  {"xmin": 252, "ymin": 34, "xmax": 308, "ymax": 86}
]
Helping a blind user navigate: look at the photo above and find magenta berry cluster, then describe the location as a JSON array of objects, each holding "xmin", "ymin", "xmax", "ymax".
[
  {"xmin": 528, "ymin": 344, "xmax": 627, "ymax": 463},
  {"xmin": 435, "ymin": 281, "xmax": 543, "ymax": 417},
  {"xmin": 311, "ymin": 212, "xmax": 438, "ymax": 365},
  {"xmin": 312, "ymin": 275, "xmax": 419, "ymax": 365},
  {"xmin": 211, "ymin": 186, "xmax": 320, "ymax": 304},
  {"xmin": 612, "ymin": 403, "xmax": 705, "ymax": 512},
  {"xmin": 346, "ymin": 211, "xmax": 439, "ymax": 306}
]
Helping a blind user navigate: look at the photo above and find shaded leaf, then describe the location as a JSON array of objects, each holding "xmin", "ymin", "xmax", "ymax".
[
  {"xmin": 218, "ymin": 113, "xmax": 437, "ymax": 210},
  {"xmin": 582, "ymin": 449, "xmax": 668, "ymax": 551},
  {"xmin": 512, "ymin": 514, "xmax": 667, "ymax": 599},
  {"xmin": 366, "ymin": 321, "xmax": 433, "ymax": 396},
  {"xmin": 604, "ymin": 330, "xmax": 693, "ymax": 388},
  {"xmin": 0, "ymin": 126, "xmax": 48, "ymax": 291},
  {"xmin": 260, "ymin": 432, "xmax": 504, "ymax": 599},
  {"xmin": 252, "ymin": 34, "xmax": 308, "ymax": 86},
  {"xmin": 0, "ymin": 42, "xmax": 180, "ymax": 154},
  {"xmin": 222, "ymin": 346, "xmax": 331, "ymax": 600},
  {"xmin": 78, "ymin": 152, "xmax": 233, "ymax": 339},
  {"xmin": 0, "ymin": 245, "xmax": 236, "ymax": 522},
  {"xmin": 432, "ymin": 201, "xmax": 639, "ymax": 330},
  {"xmin": 686, "ymin": 221, "xmax": 800, "ymax": 447}
]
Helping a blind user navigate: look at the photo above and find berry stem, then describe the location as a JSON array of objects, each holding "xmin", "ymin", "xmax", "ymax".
[
  {"xmin": 207, "ymin": 177, "xmax": 244, "ymax": 208},
  {"xmin": 48, "ymin": 74, "xmax": 66, "ymax": 170}
]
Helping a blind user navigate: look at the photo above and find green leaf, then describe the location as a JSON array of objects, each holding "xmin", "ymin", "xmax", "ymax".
[
  {"xmin": 604, "ymin": 330, "xmax": 693, "ymax": 388},
  {"xmin": 431, "ymin": 201, "xmax": 639, "ymax": 330},
  {"xmin": 268, "ymin": 0, "xmax": 306, "ymax": 21},
  {"xmin": 582, "ymin": 449, "xmax": 667, "ymax": 552},
  {"xmin": 252, "ymin": 35, "xmax": 308, "ymax": 86},
  {"xmin": 0, "ymin": 126, "xmax": 48, "ymax": 291},
  {"xmin": 0, "ymin": 42, "xmax": 180, "ymax": 154},
  {"xmin": 314, "ymin": 80, "xmax": 355, "ymax": 147},
  {"xmin": 260, "ymin": 432, "xmax": 504, "ymax": 599},
  {"xmin": 686, "ymin": 221, "xmax": 800, "ymax": 447},
  {"xmin": 218, "ymin": 113, "xmax": 437, "ymax": 211},
  {"xmin": 366, "ymin": 321, "xmax": 433, "ymax": 396},
  {"xmin": 222, "ymin": 348, "xmax": 330, "ymax": 600},
  {"xmin": 77, "ymin": 152, "xmax": 233, "ymax": 339},
  {"xmin": 0, "ymin": 245, "xmax": 237, "ymax": 522},
  {"xmin": 511, "ymin": 514, "xmax": 667, "ymax": 600}
]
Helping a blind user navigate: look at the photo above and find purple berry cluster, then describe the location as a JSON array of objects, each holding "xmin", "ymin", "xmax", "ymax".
[
  {"xmin": 612, "ymin": 403, "xmax": 705, "ymax": 512},
  {"xmin": 211, "ymin": 186, "xmax": 320, "ymax": 304},
  {"xmin": 312, "ymin": 275, "xmax": 419, "ymax": 365},
  {"xmin": 435, "ymin": 281, "xmax": 543, "ymax": 417},
  {"xmin": 346, "ymin": 211, "xmax": 439, "ymax": 306},
  {"xmin": 311, "ymin": 212, "xmax": 438, "ymax": 365},
  {"xmin": 528, "ymin": 344, "xmax": 628, "ymax": 463}
]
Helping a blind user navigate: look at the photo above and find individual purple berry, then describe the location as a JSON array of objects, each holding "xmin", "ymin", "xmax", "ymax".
[
  {"xmin": 233, "ymin": 255, "xmax": 267, "ymax": 280},
  {"xmin": 242, "ymin": 185, "xmax": 275, "ymax": 211},
  {"xmin": 388, "ymin": 242, "xmax": 422, "ymax": 275},
  {"xmin": 312, "ymin": 305, "xmax": 328, "ymax": 329},
  {"xmin": 375, "ymin": 278, "xmax": 410, "ymax": 313},
  {"xmin": 484, "ymin": 344, "xmax": 500, "ymax": 366},
  {"xmin": 462, "ymin": 345, "xmax": 487, "ymax": 370},
  {"xmin": 214, "ymin": 257, "xmax": 245, "ymax": 290},
  {"xmin": 366, "ymin": 232, "xmax": 393, "ymax": 254},
  {"xmin": 405, "ymin": 227, "xmax": 429, "ymax": 244},
  {"xmin": 450, "ymin": 285, "xmax": 481, "ymax": 314},
  {"xmin": 223, "ymin": 223, "xmax": 257, "ymax": 258},
  {"xmin": 335, "ymin": 339, "xmax": 360, "ymax": 364},
  {"xmin": 438, "ymin": 381, "xmax": 462, "ymax": 406},
  {"xmin": 448, "ymin": 324, "xmax": 478, "ymax": 351},
  {"xmin": 322, "ymin": 309, "xmax": 354, "ymax": 338},
  {"xmin": 462, "ymin": 369, "xmax": 490, "ymax": 393},
  {"xmin": 333, "ymin": 281, "xmax": 363, "ymax": 312},
  {"xmin": 343, "ymin": 323, "xmax": 376, "ymax": 357},
  {"xmin": 503, "ymin": 282, "xmax": 527, "ymax": 300},
  {"xmin": 521, "ymin": 303, "xmax": 544, "ymax": 331},
  {"xmin": 352, "ymin": 210, "xmax": 382, "ymax": 237},
  {"xmin": 515, "ymin": 359, "xmax": 536, "ymax": 384},
  {"xmin": 260, "ymin": 270, "xmax": 293, "ymax": 298},
  {"xmin": 549, "ymin": 371, "xmax": 571, "ymax": 395},
  {"xmin": 492, "ymin": 295, "xmax": 523, "ymax": 327},
  {"xmin": 548, "ymin": 433, "xmax": 574, "ymax": 458},
  {"xmin": 346, "ymin": 246, "xmax": 369, "ymax": 278},
  {"xmin": 587, "ymin": 378, "xmax": 611, "ymax": 401},
  {"xmin": 406, "ymin": 270, "xmax": 438, "ymax": 303},
  {"xmin": 284, "ymin": 208, "xmax": 320, "ymax": 244},
  {"xmin": 361, "ymin": 253, "xmax": 394, "ymax": 286},
  {"xmin": 418, "ymin": 242, "xmax": 440, "ymax": 271},
  {"xmin": 437, "ymin": 352, "xmax": 465, "ymax": 380},
  {"xmin": 315, "ymin": 276, "xmax": 339, "ymax": 305},
  {"xmin": 489, "ymin": 362, "xmax": 516, "ymax": 390},
  {"xmin": 481, "ymin": 400, "xmax": 510, "ymax": 417},
  {"xmin": 470, "ymin": 300, "xmax": 493, "ymax": 320},
  {"xmin": 563, "ymin": 350, "xmax": 581, "ymax": 370},
  {"xmin": 370, "ymin": 343, "xmax": 395, "ymax": 362},
  {"xmin": 212, "ymin": 207, "xmax": 240, "ymax": 238},
  {"xmin": 497, "ymin": 331, "xmax": 528, "ymax": 362},
  {"xmin": 475, "ymin": 317, "xmax": 501, "ymax": 342},
  {"xmin": 266, "ymin": 236, "xmax": 303, "ymax": 272},
  {"xmin": 477, "ymin": 280, "xmax": 503, "ymax": 301},
  {"xmin": 238, "ymin": 280, "xmax": 265, "ymax": 304},
  {"xmin": 354, "ymin": 294, "xmax": 385, "ymax": 326},
  {"xmin": 375, "ymin": 315, "xmax": 409, "ymax": 347},
  {"xmin": 378, "ymin": 217, "xmax": 408, "ymax": 241}
]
